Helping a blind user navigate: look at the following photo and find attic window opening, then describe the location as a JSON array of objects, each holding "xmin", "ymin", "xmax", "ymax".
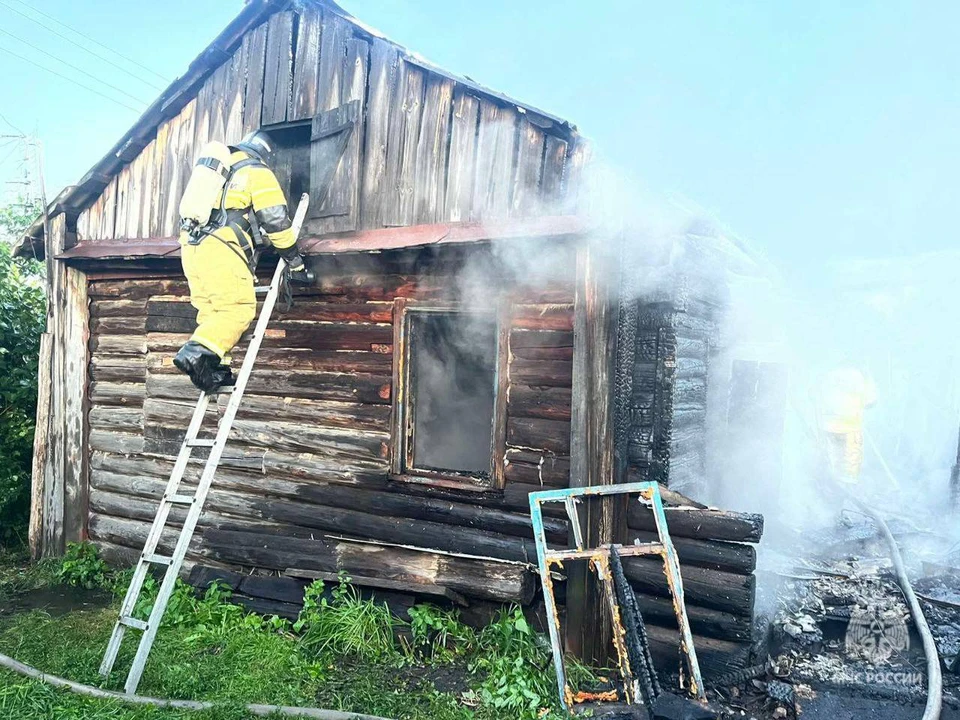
[
  {"xmin": 395, "ymin": 306, "xmax": 500, "ymax": 486},
  {"xmin": 261, "ymin": 122, "xmax": 311, "ymax": 202}
]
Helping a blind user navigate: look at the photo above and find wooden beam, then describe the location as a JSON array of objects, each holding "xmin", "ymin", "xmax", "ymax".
[
  {"xmin": 62, "ymin": 267, "xmax": 90, "ymax": 544},
  {"xmin": 565, "ymin": 238, "xmax": 622, "ymax": 663},
  {"xmin": 41, "ymin": 214, "xmax": 67, "ymax": 556},
  {"xmin": 28, "ymin": 333, "xmax": 52, "ymax": 559}
]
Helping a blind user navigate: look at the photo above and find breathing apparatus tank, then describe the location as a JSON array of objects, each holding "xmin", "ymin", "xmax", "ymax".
[{"xmin": 178, "ymin": 141, "xmax": 233, "ymax": 234}]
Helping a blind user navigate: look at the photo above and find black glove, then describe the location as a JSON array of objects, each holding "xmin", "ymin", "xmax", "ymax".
[{"xmin": 282, "ymin": 252, "xmax": 315, "ymax": 284}]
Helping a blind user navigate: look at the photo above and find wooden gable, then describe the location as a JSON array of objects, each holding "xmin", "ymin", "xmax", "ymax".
[{"xmin": 75, "ymin": 2, "xmax": 583, "ymax": 246}]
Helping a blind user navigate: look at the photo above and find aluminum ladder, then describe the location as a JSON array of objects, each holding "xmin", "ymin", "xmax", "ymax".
[{"xmin": 98, "ymin": 193, "xmax": 310, "ymax": 695}]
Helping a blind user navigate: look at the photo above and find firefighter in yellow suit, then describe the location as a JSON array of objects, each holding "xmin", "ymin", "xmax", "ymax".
[
  {"xmin": 818, "ymin": 367, "xmax": 877, "ymax": 484},
  {"xmin": 174, "ymin": 130, "xmax": 312, "ymax": 393}
]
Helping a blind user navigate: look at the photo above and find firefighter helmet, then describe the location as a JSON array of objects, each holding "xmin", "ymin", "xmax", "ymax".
[{"xmin": 232, "ymin": 130, "xmax": 276, "ymax": 166}]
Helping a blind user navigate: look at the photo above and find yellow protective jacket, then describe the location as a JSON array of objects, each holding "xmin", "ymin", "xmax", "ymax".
[
  {"xmin": 217, "ymin": 149, "xmax": 296, "ymax": 256},
  {"xmin": 818, "ymin": 368, "xmax": 877, "ymax": 434}
]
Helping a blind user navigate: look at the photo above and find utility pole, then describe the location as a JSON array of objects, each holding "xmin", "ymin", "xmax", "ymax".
[{"xmin": 1, "ymin": 133, "xmax": 42, "ymax": 206}]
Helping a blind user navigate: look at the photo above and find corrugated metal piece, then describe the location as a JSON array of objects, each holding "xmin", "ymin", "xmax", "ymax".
[{"xmin": 56, "ymin": 215, "xmax": 588, "ymax": 262}]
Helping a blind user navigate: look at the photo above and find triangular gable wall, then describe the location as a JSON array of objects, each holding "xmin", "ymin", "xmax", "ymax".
[{"xmin": 73, "ymin": 0, "xmax": 584, "ymax": 247}]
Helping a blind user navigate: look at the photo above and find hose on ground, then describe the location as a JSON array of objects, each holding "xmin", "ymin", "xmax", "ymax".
[
  {"xmin": 0, "ymin": 651, "xmax": 392, "ymax": 720},
  {"xmin": 842, "ymin": 492, "xmax": 943, "ymax": 720}
]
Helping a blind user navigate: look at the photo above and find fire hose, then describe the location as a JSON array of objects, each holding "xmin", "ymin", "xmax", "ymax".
[
  {"xmin": 0, "ymin": 651, "xmax": 392, "ymax": 720},
  {"xmin": 840, "ymin": 489, "xmax": 943, "ymax": 720},
  {"xmin": 798, "ymin": 399, "xmax": 943, "ymax": 720}
]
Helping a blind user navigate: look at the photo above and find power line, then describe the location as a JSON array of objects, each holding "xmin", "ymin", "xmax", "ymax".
[
  {"xmin": 0, "ymin": 113, "xmax": 24, "ymax": 136},
  {"xmin": 11, "ymin": 0, "xmax": 171, "ymax": 84},
  {"xmin": 0, "ymin": 44, "xmax": 144, "ymax": 114},
  {"xmin": 0, "ymin": 0, "xmax": 167, "ymax": 92},
  {"xmin": 0, "ymin": 143, "xmax": 20, "ymax": 168},
  {"xmin": 0, "ymin": 27, "xmax": 149, "ymax": 106}
]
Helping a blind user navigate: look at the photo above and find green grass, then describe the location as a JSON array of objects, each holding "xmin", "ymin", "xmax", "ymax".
[{"xmin": 0, "ymin": 545, "xmax": 588, "ymax": 720}]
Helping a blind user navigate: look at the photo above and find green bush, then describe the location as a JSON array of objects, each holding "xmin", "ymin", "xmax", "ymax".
[
  {"xmin": 407, "ymin": 603, "xmax": 476, "ymax": 663},
  {"xmin": 468, "ymin": 607, "xmax": 559, "ymax": 719},
  {"xmin": 296, "ymin": 574, "xmax": 399, "ymax": 663},
  {"xmin": 0, "ymin": 199, "xmax": 44, "ymax": 547},
  {"xmin": 56, "ymin": 542, "xmax": 110, "ymax": 589}
]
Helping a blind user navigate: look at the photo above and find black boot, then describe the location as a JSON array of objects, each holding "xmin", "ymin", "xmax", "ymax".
[
  {"xmin": 174, "ymin": 341, "xmax": 223, "ymax": 393},
  {"xmin": 209, "ymin": 364, "xmax": 235, "ymax": 390}
]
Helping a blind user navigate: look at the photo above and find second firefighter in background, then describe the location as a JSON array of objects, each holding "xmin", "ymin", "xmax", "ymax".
[{"xmin": 174, "ymin": 130, "xmax": 312, "ymax": 393}]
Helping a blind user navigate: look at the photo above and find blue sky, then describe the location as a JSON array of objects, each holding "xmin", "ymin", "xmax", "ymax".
[{"xmin": 0, "ymin": 0, "xmax": 957, "ymax": 274}]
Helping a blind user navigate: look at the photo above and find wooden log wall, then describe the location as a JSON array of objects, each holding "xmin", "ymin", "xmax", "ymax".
[
  {"xmin": 83, "ymin": 246, "xmax": 576, "ymax": 609},
  {"xmin": 77, "ymin": 245, "xmax": 760, "ymax": 677},
  {"xmin": 621, "ymin": 284, "xmax": 721, "ymax": 500},
  {"xmin": 76, "ymin": 5, "xmax": 579, "ymax": 244}
]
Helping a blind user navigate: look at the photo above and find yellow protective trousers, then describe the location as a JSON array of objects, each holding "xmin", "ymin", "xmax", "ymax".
[
  {"xmin": 824, "ymin": 430, "xmax": 864, "ymax": 485},
  {"xmin": 179, "ymin": 229, "xmax": 256, "ymax": 359}
]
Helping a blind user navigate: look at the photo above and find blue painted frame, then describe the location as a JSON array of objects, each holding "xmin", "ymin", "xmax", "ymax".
[{"xmin": 528, "ymin": 481, "xmax": 706, "ymax": 711}]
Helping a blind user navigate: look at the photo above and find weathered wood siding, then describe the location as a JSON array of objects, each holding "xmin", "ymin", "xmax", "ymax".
[
  {"xmin": 83, "ymin": 246, "xmax": 575, "ymax": 605},
  {"xmin": 76, "ymin": 5, "xmax": 578, "ymax": 243}
]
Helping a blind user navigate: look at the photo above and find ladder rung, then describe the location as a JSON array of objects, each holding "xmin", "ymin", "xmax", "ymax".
[
  {"xmin": 209, "ymin": 385, "xmax": 234, "ymax": 395},
  {"xmin": 166, "ymin": 494, "xmax": 195, "ymax": 505},
  {"xmin": 255, "ymin": 285, "xmax": 272, "ymax": 295},
  {"xmin": 143, "ymin": 553, "xmax": 172, "ymax": 566},
  {"xmin": 119, "ymin": 616, "xmax": 148, "ymax": 631},
  {"xmin": 186, "ymin": 438, "xmax": 216, "ymax": 448}
]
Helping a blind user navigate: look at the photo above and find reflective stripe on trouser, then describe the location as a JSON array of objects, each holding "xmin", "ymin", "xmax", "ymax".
[
  {"xmin": 179, "ymin": 229, "xmax": 256, "ymax": 359},
  {"xmin": 824, "ymin": 430, "xmax": 864, "ymax": 484}
]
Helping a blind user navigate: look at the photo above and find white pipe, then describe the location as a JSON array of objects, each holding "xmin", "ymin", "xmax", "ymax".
[
  {"xmin": 0, "ymin": 651, "xmax": 392, "ymax": 720},
  {"xmin": 841, "ymin": 494, "xmax": 943, "ymax": 720}
]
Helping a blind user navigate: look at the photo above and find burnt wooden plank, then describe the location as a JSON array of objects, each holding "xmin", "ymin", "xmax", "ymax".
[
  {"xmin": 382, "ymin": 62, "xmax": 425, "ymax": 227},
  {"xmin": 511, "ymin": 117, "xmax": 545, "ymax": 216},
  {"xmin": 141, "ymin": 135, "xmax": 163, "ymax": 237},
  {"xmin": 111, "ymin": 165, "xmax": 131, "ymax": 241},
  {"xmin": 512, "ymin": 304, "xmax": 574, "ymax": 331},
  {"xmin": 224, "ymin": 395, "xmax": 390, "ymax": 432},
  {"xmin": 563, "ymin": 140, "xmax": 590, "ymax": 213},
  {"xmin": 207, "ymin": 61, "xmax": 230, "ymax": 143},
  {"xmin": 147, "ymin": 369, "xmax": 391, "ymax": 405},
  {"xmin": 628, "ymin": 504, "xmax": 764, "ymax": 543},
  {"xmin": 540, "ymin": 134, "xmax": 567, "ymax": 208},
  {"xmin": 359, "ymin": 41, "xmax": 400, "ymax": 229},
  {"xmin": 242, "ymin": 23, "xmax": 268, "ymax": 134},
  {"xmin": 507, "ymin": 417, "xmax": 570, "ymax": 455},
  {"xmin": 290, "ymin": 5, "xmax": 322, "ymax": 121},
  {"xmin": 157, "ymin": 111, "xmax": 181, "ymax": 236},
  {"xmin": 566, "ymin": 240, "xmax": 621, "ymax": 663},
  {"xmin": 262, "ymin": 11, "xmax": 294, "ymax": 125},
  {"xmin": 126, "ymin": 146, "xmax": 148, "ymax": 238},
  {"xmin": 510, "ymin": 329, "xmax": 573, "ymax": 349},
  {"xmin": 508, "ymin": 385, "xmax": 571, "ymax": 421},
  {"xmin": 174, "ymin": 100, "xmax": 197, "ymax": 223},
  {"xmin": 443, "ymin": 88, "xmax": 480, "ymax": 222},
  {"xmin": 316, "ymin": 11, "xmax": 348, "ymax": 112},
  {"xmin": 92, "ymin": 316, "xmax": 147, "ymax": 334},
  {"xmin": 509, "ymin": 358, "xmax": 572, "ymax": 387},
  {"xmin": 191, "ymin": 72, "xmax": 214, "ymax": 164},
  {"xmin": 511, "ymin": 345, "xmax": 573, "ymax": 362},
  {"xmin": 224, "ymin": 43, "xmax": 246, "ymax": 144},
  {"xmin": 255, "ymin": 496, "xmax": 537, "ymax": 564},
  {"xmin": 472, "ymin": 101, "xmax": 518, "ymax": 220},
  {"xmin": 624, "ymin": 557, "xmax": 755, "ymax": 616},
  {"xmin": 313, "ymin": 37, "xmax": 369, "ymax": 235},
  {"xmin": 628, "ymin": 530, "xmax": 756, "ymax": 575},
  {"xmin": 90, "ymin": 382, "xmax": 146, "ymax": 407},
  {"xmin": 413, "ymin": 73, "xmax": 454, "ymax": 224},
  {"xmin": 202, "ymin": 528, "xmax": 535, "ymax": 603}
]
